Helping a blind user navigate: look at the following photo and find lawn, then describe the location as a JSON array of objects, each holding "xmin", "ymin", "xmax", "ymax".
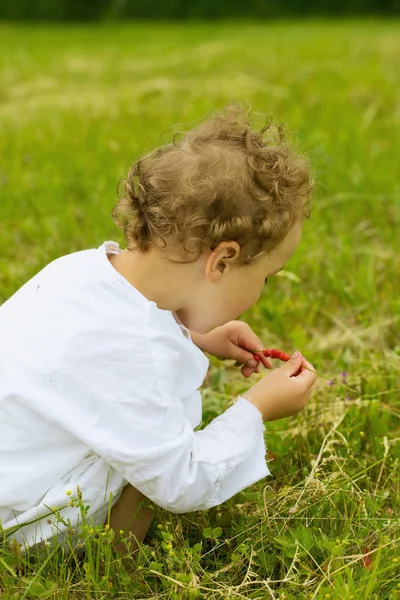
[{"xmin": 0, "ymin": 19, "xmax": 399, "ymax": 600}]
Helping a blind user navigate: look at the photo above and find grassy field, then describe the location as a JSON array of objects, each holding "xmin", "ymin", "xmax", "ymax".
[{"xmin": 0, "ymin": 19, "xmax": 400, "ymax": 599}]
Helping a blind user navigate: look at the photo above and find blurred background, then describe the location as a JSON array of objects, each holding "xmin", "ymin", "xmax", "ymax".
[{"xmin": 0, "ymin": 0, "xmax": 399, "ymax": 20}]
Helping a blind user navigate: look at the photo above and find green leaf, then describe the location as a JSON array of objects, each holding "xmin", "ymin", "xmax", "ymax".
[
  {"xmin": 285, "ymin": 543, "xmax": 297, "ymax": 559},
  {"xmin": 295, "ymin": 525, "xmax": 314, "ymax": 551},
  {"xmin": 21, "ymin": 579, "xmax": 47, "ymax": 597},
  {"xmin": 148, "ymin": 561, "xmax": 164, "ymax": 571},
  {"xmin": 231, "ymin": 554, "xmax": 241, "ymax": 563},
  {"xmin": 0, "ymin": 555, "xmax": 17, "ymax": 577},
  {"xmin": 176, "ymin": 573, "xmax": 192, "ymax": 584},
  {"xmin": 212, "ymin": 527, "xmax": 223, "ymax": 539},
  {"xmin": 203, "ymin": 527, "xmax": 213, "ymax": 539}
]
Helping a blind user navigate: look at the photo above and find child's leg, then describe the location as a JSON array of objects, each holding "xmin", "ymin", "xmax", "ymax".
[{"xmin": 108, "ymin": 484, "xmax": 155, "ymax": 555}]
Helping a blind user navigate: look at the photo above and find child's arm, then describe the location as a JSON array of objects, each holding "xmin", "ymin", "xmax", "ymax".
[{"xmin": 54, "ymin": 346, "xmax": 315, "ymax": 515}]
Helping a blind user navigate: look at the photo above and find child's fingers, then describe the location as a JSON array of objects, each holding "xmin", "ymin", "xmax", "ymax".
[
  {"xmin": 283, "ymin": 351, "xmax": 303, "ymax": 377},
  {"xmin": 235, "ymin": 353, "xmax": 271, "ymax": 372},
  {"xmin": 234, "ymin": 348, "xmax": 260, "ymax": 368},
  {"xmin": 235, "ymin": 357, "xmax": 257, "ymax": 378},
  {"xmin": 241, "ymin": 363, "xmax": 261, "ymax": 378},
  {"xmin": 257, "ymin": 353, "xmax": 273, "ymax": 369},
  {"xmin": 238, "ymin": 330, "xmax": 272, "ymax": 369},
  {"xmin": 240, "ymin": 364, "xmax": 253, "ymax": 378},
  {"xmin": 295, "ymin": 360, "xmax": 317, "ymax": 386}
]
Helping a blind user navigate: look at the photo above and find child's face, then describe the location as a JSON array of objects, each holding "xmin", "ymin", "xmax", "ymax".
[{"xmin": 177, "ymin": 222, "xmax": 302, "ymax": 334}]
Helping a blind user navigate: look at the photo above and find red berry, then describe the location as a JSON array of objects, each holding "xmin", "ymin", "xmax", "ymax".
[{"xmin": 263, "ymin": 348, "xmax": 290, "ymax": 362}]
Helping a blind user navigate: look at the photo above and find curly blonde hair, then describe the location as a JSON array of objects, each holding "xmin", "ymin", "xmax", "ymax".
[{"xmin": 112, "ymin": 103, "xmax": 313, "ymax": 263}]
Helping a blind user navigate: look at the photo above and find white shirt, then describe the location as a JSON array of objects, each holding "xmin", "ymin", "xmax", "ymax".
[{"xmin": 0, "ymin": 241, "xmax": 270, "ymax": 546}]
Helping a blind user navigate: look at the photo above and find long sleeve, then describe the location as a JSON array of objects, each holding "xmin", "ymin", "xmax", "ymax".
[
  {"xmin": 81, "ymin": 394, "xmax": 269, "ymax": 513},
  {"xmin": 39, "ymin": 319, "xmax": 270, "ymax": 513},
  {"xmin": 0, "ymin": 240, "xmax": 271, "ymax": 541}
]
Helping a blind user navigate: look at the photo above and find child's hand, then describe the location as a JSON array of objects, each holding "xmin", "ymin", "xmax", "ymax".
[
  {"xmin": 191, "ymin": 320, "xmax": 272, "ymax": 377},
  {"xmin": 242, "ymin": 351, "xmax": 317, "ymax": 421}
]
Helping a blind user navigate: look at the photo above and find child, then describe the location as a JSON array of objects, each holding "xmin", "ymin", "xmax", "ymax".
[{"xmin": 0, "ymin": 103, "xmax": 316, "ymax": 552}]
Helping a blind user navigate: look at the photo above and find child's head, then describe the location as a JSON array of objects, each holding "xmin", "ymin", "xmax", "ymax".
[{"xmin": 112, "ymin": 103, "xmax": 313, "ymax": 333}]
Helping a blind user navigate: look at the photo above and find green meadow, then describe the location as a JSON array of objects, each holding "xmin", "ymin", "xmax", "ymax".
[{"xmin": 0, "ymin": 20, "xmax": 399, "ymax": 599}]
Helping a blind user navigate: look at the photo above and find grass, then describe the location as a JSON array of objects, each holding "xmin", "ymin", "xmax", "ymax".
[{"xmin": 0, "ymin": 19, "xmax": 399, "ymax": 600}]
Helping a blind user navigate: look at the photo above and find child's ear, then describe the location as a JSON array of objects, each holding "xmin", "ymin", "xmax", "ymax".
[{"xmin": 205, "ymin": 241, "xmax": 241, "ymax": 282}]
